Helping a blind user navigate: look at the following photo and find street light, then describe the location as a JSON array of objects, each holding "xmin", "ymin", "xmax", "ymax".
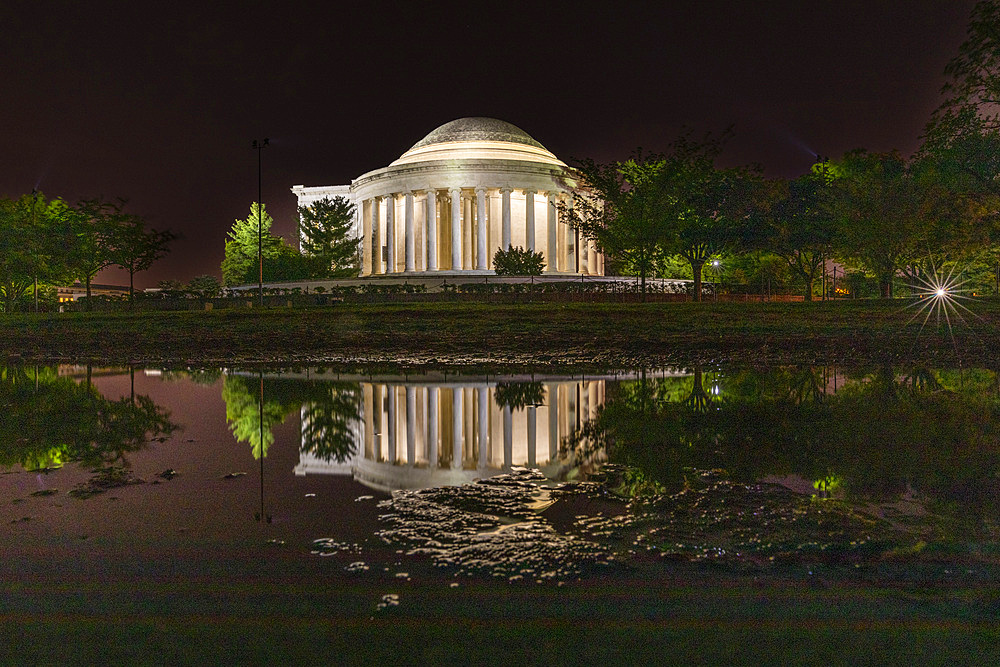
[{"xmin": 251, "ymin": 138, "xmax": 269, "ymax": 307}]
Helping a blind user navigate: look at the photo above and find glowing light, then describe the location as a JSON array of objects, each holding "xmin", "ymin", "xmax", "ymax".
[{"xmin": 904, "ymin": 262, "xmax": 978, "ymax": 347}]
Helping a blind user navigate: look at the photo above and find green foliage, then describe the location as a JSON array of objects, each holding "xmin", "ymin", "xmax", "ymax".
[
  {"xmin": 187, "ymin": 274, "xmax": 221, "ymax": 298},
  {"xmin": 297, "ymin": 196, "xmax": 361, "ymax": 278},
  {"xmin": 493, "ymin": 381, "xmax": 545, "ymax": 410},
  {"xmin": 106, "ymin": 212, "xmax": 177, "ymax": 300},
  {"xmin": 0, "ymin": 364, "xmax": 176, "ymax": 469},
  {"xmin": 492, "ymin": 246, "xmax": 545, "ymax": 276},
  {"xmin": 222, "ymin": 203, "xmax": 309, "ymax": 286}
]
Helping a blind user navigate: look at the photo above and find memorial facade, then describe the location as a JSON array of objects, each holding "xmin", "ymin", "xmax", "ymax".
[{"xmin": 291, "ymin": 117, "xmax": 604, "ymax": 276}]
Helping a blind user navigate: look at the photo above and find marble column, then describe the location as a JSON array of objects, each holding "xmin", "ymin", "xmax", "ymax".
[
  {"xmin": 450, "ymin": 188, "xmax": 462, "ymax": 271},
  {"xmin": 547, "ymin": 192, "xmax": 558, "ymax": 272},
  {"xmin": 385, "ymin": 194, "xmax": 396, "ymax": 273},
  {"xmin": 451, "ymin": 388, "xmax": 463, "ymax": 469},
  {"xmin": 500, "ymin": 187, "xmax": 512, "ymax": 251},
  {"xmin": 463, "ymin": 196, "xmax": 473, "ymax": 270},
  {"xmin": 404, "ymin": 192, "xmax": 415, "ymax": 272},
  {"xmin": 428, "ymin": 387, "xmax": 439, "ymax": 467},
  {"xmin": 524, "ymin": 190, "xmax": 536, "ymax": 252},
  {"xmin": 426, "ymin": 190, "xmax": 438, "ymax": 272},
  {"xmin": 371, "ymin": 197, "xmax": 381, "ymax": 275},
  {"xmin": 475, "ymin": 187, "xmax": 487, "ymax": 270}
]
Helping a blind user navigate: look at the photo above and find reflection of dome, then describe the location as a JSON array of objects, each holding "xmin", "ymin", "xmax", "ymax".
[{"xmin": 406, "ymin": 117, "xmax": 547, "ymax": 152}]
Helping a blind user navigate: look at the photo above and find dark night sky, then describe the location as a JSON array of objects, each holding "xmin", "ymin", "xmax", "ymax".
[{"xmin": 1, "ymin": 0, "xmax": 979, "ymax": 286}]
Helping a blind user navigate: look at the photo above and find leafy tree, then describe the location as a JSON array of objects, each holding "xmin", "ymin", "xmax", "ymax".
[
  {"xmin": 566, "ymin": 150, "xmax": 667, "ymax": 296},
  {"xmin": 222, "ymin": 202, "xmax": 308, "ymax": 286},
  {"xmin": 300, "ymin": 383, "xmax": 362, "ymax": 464},
  {"xmin": 824, "ymin": 151, "xmax": 935, "ymax": 298},
  {"xmin": 187, "ymin": 274, "xmax": 221, "ymax": 298},
  {"xmin": 0, "ymin": 199, "xmax": 38, "ymax": 313},
  {"xmin": 297, "ymin": 196, "xmax": 361, "ymax": 278},
  {"xmin": 763, "ymin": 170, "xmax": 836, "ymax": 300},
  {"xmin": 492, "ymin": 246, "xmax": 545, "ymax": 276},
  {"xmin": 107, "ymin": 213, "xmax": 177, "ymax": 301},
  {"xmin": 0, "ymin": 193, "xmax": 73, "ymax": 313},
  {"xmin": 66, "ymin": 199, "xmax": 120, "ymax": 304}
]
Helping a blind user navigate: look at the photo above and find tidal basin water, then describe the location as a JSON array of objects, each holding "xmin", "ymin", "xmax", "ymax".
[{"xmin": 2, "ymin": 363, "xmax": 1000, "ymax": 662}]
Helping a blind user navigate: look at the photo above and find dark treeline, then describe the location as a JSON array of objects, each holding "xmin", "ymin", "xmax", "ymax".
[
  {"xmin": 566, "ymin": 1, "xmax": 1000, "ymax": 301},
  {"xmin": 0, "ymin": 195, "xmax": 175, "ymax": 312}
]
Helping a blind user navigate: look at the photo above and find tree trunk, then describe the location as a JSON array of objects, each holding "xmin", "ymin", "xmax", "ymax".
[
  {"xmin": 804, "ymin": 278, "xmax": 813, "ymax": 301},
  {"xmin": 691, "ymin": 261, "xmax": 704, "ymax": 302},
  {"xmin": 85, "ymin": 275, "xmax": 92, "ymax": 311},
  {"xmin": 880, "ymin": 276, "xmax": 892, "ymax": 299}
]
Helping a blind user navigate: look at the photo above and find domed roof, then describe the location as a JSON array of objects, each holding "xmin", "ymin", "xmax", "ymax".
[
  {"xmin": 407, "ymin": 117, "xmax": 547, "ymax": 152},
  {"xmin": 390, "ymin": 117, "xmax": 565, "ymax": 168}
]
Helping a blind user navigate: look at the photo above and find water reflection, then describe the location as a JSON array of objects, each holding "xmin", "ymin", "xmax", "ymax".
[
  {"xmin": 565, "ymin": 364, "xmax": 1000, "ymax": 540},
  {"xmin": 0, "ymin": 364, "xmax": 176, "ymax": 471},
  {"xmin": 288, "ymin": 371, "xmax": 630, "ymax": 493}
]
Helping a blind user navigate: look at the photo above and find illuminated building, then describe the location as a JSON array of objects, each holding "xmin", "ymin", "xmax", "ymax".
[{"xmin": 291, "ymin": 117, "xmax": 604, "ymax": 276}]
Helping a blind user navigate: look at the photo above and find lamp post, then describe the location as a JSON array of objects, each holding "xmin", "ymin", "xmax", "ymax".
[
  {"xmin": 251, "ymin": 138, "xmax": 269, "ymax": 308},
  {"xmin": 711, "ymin": 259, "xmax": 721, "ymax": 302},
  {"xmin": 31, "ymin": 188, "xmax": 39, "ymax": 312}
]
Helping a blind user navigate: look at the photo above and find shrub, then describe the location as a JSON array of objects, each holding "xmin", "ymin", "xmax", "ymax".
[{"xmin": 493, "ymin": 246, "xmax": 545, "ymax": 276}]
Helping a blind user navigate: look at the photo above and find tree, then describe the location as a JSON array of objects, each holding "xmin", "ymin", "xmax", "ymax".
[
  {"xmin": 825, "ymin": 151, "xmax": 964, "ymax": 298},
  {"xmin": 66, "ymin": 199, "xmax": 120, "ymax": 304},
  {"xmin": 222, "ymin": 202, "xmax": 308, "ymax": 286},
  {"xmin": 566, "ymin": 150, "xmax": 671, "ymax": 296},
  {"xmin": 0, "ymin": 198, "xmax": 38, "ymax": 313},
  {"xmin": 297, "ymin": 196, "xmax": 361, "ymax": 278},
  {"xmin": 652, "ymin": 132, "xmax": 762, "ymax": 302},
  {"xmin": 107, "ymin": 213, "xmax": 177, "ymax": 301},
  {"xmin": 492, "ymin": 246, "xmax": 545, "ymax": 275},
  {"xmin": 187, "ymin": 274, "xmax": 221, "ymax": 298},
  {"xmin": 764, "ymin": 169, "xmax": 835, "ymax": 301}
]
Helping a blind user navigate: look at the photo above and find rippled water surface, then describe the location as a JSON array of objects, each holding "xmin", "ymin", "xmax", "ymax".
[{"xmin": 4, "ymin": 363, "xmax": 1000, "ymax": 661}]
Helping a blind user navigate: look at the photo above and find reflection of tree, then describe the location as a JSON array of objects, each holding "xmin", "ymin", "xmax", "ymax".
[
  {"xmin": 222, "ymin": 375, "xmax": 300, "ymax": 459},
  {"xmin": 222, "ymin": 374, "xmax": 363, "ymax": 461},
  {"xmin": 0, "ymin": 365, "xmax": 176, "ymax": 470},
  {"xmin": 566, "ymin": 365, "xmax": 1000, "ymax": 535},
  {"xmin": 493, "ymin": 381, "xmax": 545, "ymax": 411},
  {"xmin": 301, "ymin": 383, "xmax": 362, "ymax": 463}
]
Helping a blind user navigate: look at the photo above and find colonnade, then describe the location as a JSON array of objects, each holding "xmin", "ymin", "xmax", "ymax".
[
  {"xmin": 360, "ymin": 380, "xmax": 604, "ymax": 471},
  {"xmin": 359, "ymin": 187, "xmax": 604, "ymax": 275}
]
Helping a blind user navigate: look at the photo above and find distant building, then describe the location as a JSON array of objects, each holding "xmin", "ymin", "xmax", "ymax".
[
  {"xmin": 56, "ymin": 282, "xmax": 131, "ymax": 302},
  {"xmin": 291, "ymin": 117, "xmax": 604, "ymax": 277}
]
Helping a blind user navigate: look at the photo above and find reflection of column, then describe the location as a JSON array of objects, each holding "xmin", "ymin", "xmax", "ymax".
[
  {"xmin": 527, "ymin": 405, "xmax": 537, "ymax": 467},
  {"xmin": 373, "ymin": 384, "xmax": 383, "ymax": 461},
  {"xmin": 547, "ymin": 192, "xmax": 558, "ymax": 272},
  {"xmin": 548, "ymin": 384, "xmax": 559, "ymax": 461},
  {"xmin": 405, "ymin": 386, "xmax": 416, "ymax": 466},
  {"xmin": 450, "ymin": 188, "xmax": 462, "ymax": 271},
  {"xmin": 426, "ymin": 191, "xmax": 438, "ymax": 271},
  {"xmin": 385, "ymin": 194, "xmax": 396, "ymax": 273},
  {"xmin": 387, "ymin": 385, "xmax": 397, "ymax": 463},
  {"xmin": 500, "ymin": 187, "xmax": 512, "ymax": 250},
  {"xmin": 404, "ymin": 191, "xmax": 415, "ymax": 272},
  {"xmin": 451, "ymin": 388, "xmax": 462, "ymax": 469},
  {"xmin": 478, "ymin": 387, "xmax": 488, "ymax": 469},
  {"xmin": 524, "ymin": 190, "xmax": 536, "ymax": 252},
  {"xmin": 428, "ymin": 387, "xmax": 439, "ymax": 467},
  {"xmin": 503, "ymin": 405, "xmax": 513, "ymax": 470},
  {"xmin": 476, "ymin": 187, "xmax": 487, "ymax": 270}
]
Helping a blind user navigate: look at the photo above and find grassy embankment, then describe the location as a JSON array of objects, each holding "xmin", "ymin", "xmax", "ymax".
[{"xmin": 1, "ymin": 299, "xmax": 997, "ymax": 365}]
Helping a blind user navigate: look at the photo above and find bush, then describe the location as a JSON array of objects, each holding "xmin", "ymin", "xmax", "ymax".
[{"xmin": 493, "ymin": 246, "xmax": 545, "ymax": 276}]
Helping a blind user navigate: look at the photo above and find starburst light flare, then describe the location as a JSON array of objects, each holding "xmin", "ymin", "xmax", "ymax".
[{"xmin": 903, "ymin": 262, "xmax": 978, "ymax": 346}]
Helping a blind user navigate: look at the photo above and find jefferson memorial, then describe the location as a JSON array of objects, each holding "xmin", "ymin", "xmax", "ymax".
[{"xmin": 291, "ymin": 117, "xmax": 604, "ymax": 276}]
